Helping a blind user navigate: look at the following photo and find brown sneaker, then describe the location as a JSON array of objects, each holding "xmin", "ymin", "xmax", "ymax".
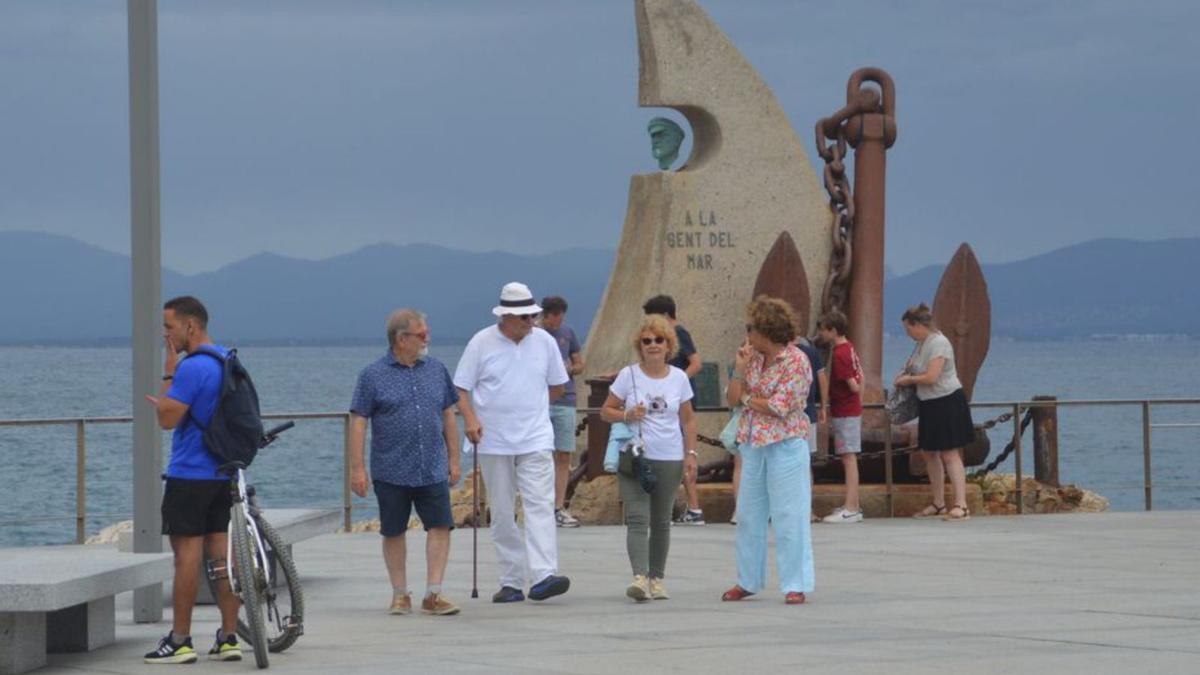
[
  {"xmin": 421, "ymin": 592, "xmax": 460, "ymax": 616},
  {"xmin": 388, "ymin": 592, "xmax": 412, "ymax": 615}
]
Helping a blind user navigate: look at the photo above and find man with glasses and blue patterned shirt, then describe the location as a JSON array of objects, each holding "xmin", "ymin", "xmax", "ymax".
[{"xmin": 349, "ymin": 309, "xmax": 462, "ymax": 617}]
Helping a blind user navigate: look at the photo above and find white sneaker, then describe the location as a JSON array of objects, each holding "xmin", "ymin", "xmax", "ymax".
[
  {"xmin": 824, "ymin": 506, "xmax": 846, "ymax": 519},
  {"xmin": 626, "ymin": 575, "xmax": 650, "ymax": 602},
  {"xmin": 822, "ymin": 509, "xmax": 863, "ymax": 524},
  {"xmin": 555, "ymin": 508, "xmax": 581, "ymax": 528}
]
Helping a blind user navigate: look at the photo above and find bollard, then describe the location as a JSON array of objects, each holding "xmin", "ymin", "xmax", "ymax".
[
  {"xmin": 1032, "ymin": 395, "xmax": 1059, "ymax": 487},
  {"xmin": 585, "ymin": 376, "xmax": 616, "ymax": 479}
]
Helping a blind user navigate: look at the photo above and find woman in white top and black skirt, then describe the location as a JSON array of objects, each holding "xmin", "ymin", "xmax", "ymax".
[{"xmin": 894, "ymin": 303, "xmax": 975, "ymax": 521}]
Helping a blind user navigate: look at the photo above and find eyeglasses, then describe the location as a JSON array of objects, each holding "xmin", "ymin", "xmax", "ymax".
[
  {"xmin": 640, "ymin": 336, "xmax": 667, "ymax": 346},
  {"xmin": 403, "ymin": 331, "xmax": 429, "ymax": 340}
]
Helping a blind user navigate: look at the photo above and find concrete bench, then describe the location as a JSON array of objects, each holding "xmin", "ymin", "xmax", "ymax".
[
  {"xmin": 116, "ymin": 508, "xmax": 341, "ymax": 602},
  {"xmin": 0, "ymin": 547, "xmax": 173, "ymax": 675}
]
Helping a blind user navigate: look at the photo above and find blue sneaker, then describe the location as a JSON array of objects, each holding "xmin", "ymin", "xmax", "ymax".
[
  {"xmin": 528, "ymin": 574, "xmax": 570, "ymax": 601},
  {"xmin": 492, "ymin": 586, "xmax": 525, "ymax": 603}
]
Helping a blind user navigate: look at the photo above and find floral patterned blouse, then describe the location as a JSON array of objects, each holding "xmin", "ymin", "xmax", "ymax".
[{"xmin": 736, "ymin": 343, "xmax": 812, "ymax": 448}]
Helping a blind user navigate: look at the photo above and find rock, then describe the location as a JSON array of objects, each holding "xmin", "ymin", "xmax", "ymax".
[
  {"xmin": 86, "ymin": 520, "xmax": 131, "ymax": 545},
  {"xmin": 567, "ymin": 475, "xmax": 624, "ymax": 525},
  {"xmin": 968, "ymin": 473, "xmax": 1108, "ymax": 515}
]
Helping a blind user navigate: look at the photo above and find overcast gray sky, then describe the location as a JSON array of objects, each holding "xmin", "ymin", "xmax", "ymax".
[{"xmin": 2, "ymin": 0, "xmax": 1197, "ymax": 274}]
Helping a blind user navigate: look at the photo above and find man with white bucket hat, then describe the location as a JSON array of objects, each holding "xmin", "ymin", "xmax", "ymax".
[{"xmin": 454, "ymin": 282, "xmax": 572, "ymax": 602}]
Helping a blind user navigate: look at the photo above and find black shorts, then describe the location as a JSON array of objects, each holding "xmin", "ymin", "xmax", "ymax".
[
  {"xmin": 374, "ymin": 480, "xmax": 454, "ymax": 536},
  {"xmin": 161, "ymin": 478, "xmax": 233, "ymax": 536}
]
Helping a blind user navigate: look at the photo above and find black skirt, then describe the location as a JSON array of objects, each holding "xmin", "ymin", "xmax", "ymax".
[{"xmin": 917, "ymin": 388, "xmax": 975, "ymax": 451}]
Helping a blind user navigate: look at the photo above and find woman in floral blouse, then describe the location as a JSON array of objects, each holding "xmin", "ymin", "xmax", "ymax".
[{"xmin": 722, "ymin": 296, "xmax": 815, "ymax": 605}]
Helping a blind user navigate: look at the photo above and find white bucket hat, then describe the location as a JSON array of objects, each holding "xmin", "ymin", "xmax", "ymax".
[{"xmin": 491, "ymin": 281, "xmax": 543, "ymax": 316}]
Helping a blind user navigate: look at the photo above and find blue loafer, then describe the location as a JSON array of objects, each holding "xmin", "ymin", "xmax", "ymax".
[
  {"xmin": 492, "ymin": 586, "xmax": 525, "ymax": 603},
  {"xmin": 528, "ymin": 574, "xmax": 570, "ymax": 601}
]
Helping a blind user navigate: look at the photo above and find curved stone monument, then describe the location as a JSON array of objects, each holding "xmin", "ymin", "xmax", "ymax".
[{"xmin": 582, "ymin": 0, "xmax": 833, "ymax": 418}]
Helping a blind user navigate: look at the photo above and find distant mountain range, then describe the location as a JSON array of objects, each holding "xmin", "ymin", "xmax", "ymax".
[
  {"xmin": 884, "ymin": 237, "xmax": 1200, "ymax": 340},
  {"xmin": 1, "ymin": 231, "xmax": 1196, "ymax": 344}
]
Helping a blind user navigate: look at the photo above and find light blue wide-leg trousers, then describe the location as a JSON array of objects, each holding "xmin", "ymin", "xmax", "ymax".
[{"xmin": 735, "ymin": 436, "xmax": 815, "ymax": 595}]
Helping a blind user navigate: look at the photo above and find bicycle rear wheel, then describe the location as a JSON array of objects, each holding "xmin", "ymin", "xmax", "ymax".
[
  {"xmin": 231, "ymin": 507, "xmax": 269, "ymax": 669},
  {"xmin": 241, "ymin": 517, "xmax": 304, "ymax": 653}
]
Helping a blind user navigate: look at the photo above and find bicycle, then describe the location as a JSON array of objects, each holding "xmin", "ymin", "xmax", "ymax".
[{"xmin": 205, "ymin": 421, "xmax": 304, "ymax": 669}]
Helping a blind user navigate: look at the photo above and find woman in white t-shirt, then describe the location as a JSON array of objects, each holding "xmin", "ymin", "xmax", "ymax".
[
  {"xmin": 894, "ymin": 303, "xmax": 976, "ymax": 521},
  {"xmin": 601, "ymin": 315, "xmax": 698, "ymax": 602}
]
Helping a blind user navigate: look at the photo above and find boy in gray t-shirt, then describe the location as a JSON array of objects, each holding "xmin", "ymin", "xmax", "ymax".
[{"xmin": 540, "ymin": 296, "xmax": 585, "ymax": 527}]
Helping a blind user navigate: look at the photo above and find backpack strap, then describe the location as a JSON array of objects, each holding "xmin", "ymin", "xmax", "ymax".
[{"xmin": 182, "ymin": 346, "xmax": 228, "ymax": 432}]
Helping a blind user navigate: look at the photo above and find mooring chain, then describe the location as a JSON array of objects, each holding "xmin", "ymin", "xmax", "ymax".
[
  {"xmin": 814, "ymin": 113, "xmax": 856, "ymax": 317},
  {"xmin": 969, "ymin": 409, "xmax": 1036, "ymax": 478}
]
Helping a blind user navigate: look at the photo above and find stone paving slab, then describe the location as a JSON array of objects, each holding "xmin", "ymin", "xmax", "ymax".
[{"xmin": 42, "ymin": 511, "xmax": 1200, "ymax": 674}]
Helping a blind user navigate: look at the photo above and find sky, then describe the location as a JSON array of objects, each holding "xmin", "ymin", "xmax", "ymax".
[{"xmin": 1, "ymin": 0, "xmax": 1197, "ymax": 275}]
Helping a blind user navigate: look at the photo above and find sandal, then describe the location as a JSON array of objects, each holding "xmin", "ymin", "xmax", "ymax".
[
  {"xmin": 721, "ymin": 585, "xmax": 755, "ymax": 602},
  {"xmin": 942, "ymin": 504, "xmax": 971, "ymax": 522},
  {"xmin": 913, "ymin": 503, "xmax": 946, "ymax": 519}
]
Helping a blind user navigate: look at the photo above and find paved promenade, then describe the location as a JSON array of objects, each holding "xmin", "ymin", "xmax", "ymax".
[{"xmin": 47, "ymin": 511, "xmax": 1200, "ymax": 674}]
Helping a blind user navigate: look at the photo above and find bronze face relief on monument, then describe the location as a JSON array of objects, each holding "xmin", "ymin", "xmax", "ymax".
[{"xmin": 647, "ymin": 116, "xmax": 685, "ymax": 170}]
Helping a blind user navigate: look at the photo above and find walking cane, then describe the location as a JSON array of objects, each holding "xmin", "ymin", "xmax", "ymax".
[{"xmin": 471, "ymin": 441, "xmax": 479, "ymax": 599}]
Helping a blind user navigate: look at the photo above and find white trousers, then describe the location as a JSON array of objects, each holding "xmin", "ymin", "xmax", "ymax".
[{"xmin": 479, "ymin": 451, "xmax": 559, "ymax": 589}]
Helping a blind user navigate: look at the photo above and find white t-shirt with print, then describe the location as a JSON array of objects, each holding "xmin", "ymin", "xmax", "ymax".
[
  {"xmin": 609, "ymin": 364, "xmax": 694, "ymax": 461},
  {"xmin": 453, "ymin": 325, "xmax": 570, "ymax": 455}
]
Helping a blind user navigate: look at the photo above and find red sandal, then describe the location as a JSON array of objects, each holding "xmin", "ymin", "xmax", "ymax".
[
  {"xmin": 785, "ymin": 592, "xmax": 806, "ymax": 605},
  {"xmin": 721, "ymin": 585, "xmax": 754, "ymax": 602}
]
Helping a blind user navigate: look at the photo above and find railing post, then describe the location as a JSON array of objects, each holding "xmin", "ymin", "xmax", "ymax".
[
  {"xmin": 1142, "ymin": 401, "xmax": 1152, "ymax": 511},
  {"xmin": 883, "ymin": 400, "xmax": 894, "ymax": 518},
  {"xmin": 343, "ymin": 414, "xmax": 353, "ymax": 531},
  {"xmin": 76, "ymin": 421, "xmax": 86, "ymax": 544},
  {"xmin": 1013, "ymin": 403, "xmax": 1023, "ymax": 514},
  {"xmin": 1032, "ymin": 395, "xmax": 1059, "ymax": 487}
]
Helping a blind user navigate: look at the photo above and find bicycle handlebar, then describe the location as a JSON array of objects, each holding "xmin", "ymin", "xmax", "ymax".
[{"xmin": 260, "ymin": 421, "xmax": 295, "ymax": 448}]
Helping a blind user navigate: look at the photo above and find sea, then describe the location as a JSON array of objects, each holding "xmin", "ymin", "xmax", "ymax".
[{"xmin": 2, "ymin": 338, "xmax": 1198, "ymax": 546}]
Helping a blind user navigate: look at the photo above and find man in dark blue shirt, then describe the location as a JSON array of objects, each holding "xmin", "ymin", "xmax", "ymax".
[
  {"xmin": 144, "ymin": 296, "xmax": 242, "ymax": 664},
  {"xmin": 350, "ymin": 309, "xmax": 462, "ymax": 617}
]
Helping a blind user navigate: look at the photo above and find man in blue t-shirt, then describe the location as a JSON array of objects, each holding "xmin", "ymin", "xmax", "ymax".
[
  {"xmin": 539, "ymin": 296, "xmax": 585, "ymax": 528},
  {"xmin": 143, "ymin": 296, "xmax": 242, "ymax": 664}
]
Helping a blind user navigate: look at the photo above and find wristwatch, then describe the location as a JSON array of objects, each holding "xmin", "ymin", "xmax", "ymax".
[
  {"xmin": 687, "ymin": 449, "xmax": 698, "ymax": 457},
  {"xmin": 740, "ymin": 393, "xmax": 751, "ymax": 406},
  {"xmin": 162, "ymin": 374, "xmax": 174, "ymax": 381}
]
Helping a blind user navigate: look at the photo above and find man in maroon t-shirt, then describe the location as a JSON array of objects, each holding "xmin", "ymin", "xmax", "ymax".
[{"xmin": 817, "ymin": 310, "xmax": 864, "ymax": 524}]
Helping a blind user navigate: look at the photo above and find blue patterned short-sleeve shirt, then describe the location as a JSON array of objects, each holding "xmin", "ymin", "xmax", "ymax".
[{"xmin": 350, "ymin": 353, "xmax": 459, "ymax": 487}]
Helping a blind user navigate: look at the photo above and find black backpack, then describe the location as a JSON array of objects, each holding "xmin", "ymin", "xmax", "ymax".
[{"xmin": 186, "ymin": 347, "xmax": 265, "ymax": 466}]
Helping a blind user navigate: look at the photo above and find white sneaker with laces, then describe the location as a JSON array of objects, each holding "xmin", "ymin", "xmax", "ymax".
[
  {"xmin": 555, "ymin": 508, "xmax": 581, "ymax": 528},
  {"xmin": 822, "ymin": 509, "xmax": 863, "ymax": 524}
]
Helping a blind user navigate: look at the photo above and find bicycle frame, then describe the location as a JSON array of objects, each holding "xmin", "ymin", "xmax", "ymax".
[{"xmin": 226, "ymin": 468, "xmax": 272, "ymax": 594}]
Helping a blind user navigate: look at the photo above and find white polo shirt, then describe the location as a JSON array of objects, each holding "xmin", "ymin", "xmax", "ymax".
[{"xmin": 454, "ymin": 325, "xmax": 570, "ymax": 455}]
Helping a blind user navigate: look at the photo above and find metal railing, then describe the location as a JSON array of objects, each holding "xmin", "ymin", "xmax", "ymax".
[{"xmin": 2, "ymin": 397, "xmax": 1197, "ymax": 543}]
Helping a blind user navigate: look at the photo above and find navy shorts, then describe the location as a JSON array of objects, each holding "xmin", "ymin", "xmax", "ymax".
[
  {"xmin": 161, "ymin": 478, "xmax": 232, "ymax": 536},
  {"xmin": 374, "ymin": 480, "xmax": 454, "ymax": 536}
]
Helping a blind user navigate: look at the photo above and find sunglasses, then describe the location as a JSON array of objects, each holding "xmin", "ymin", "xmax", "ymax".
[
  {"xmin": 744, "ymin": 324, "xmax": 754, "ymax": 333},
  {"xmin": 403, "ymin": 331, "xmax": 429, "ymax": 340},
  {"xmin": 640, "ymin": 336, "xmax": 667, "ymax": 346},
  {"xmin": 517, "ymin": 313, "xmax": 540, "ymax": 322}
]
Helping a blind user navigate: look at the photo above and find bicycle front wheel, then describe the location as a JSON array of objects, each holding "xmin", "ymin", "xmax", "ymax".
[
  {"xmin": 238, "ymin": 516, "xmax": 304, "ymax": 653},
  {"xmin": 231, "ymin": 507, "xmax": 269, "ymax": 669}
]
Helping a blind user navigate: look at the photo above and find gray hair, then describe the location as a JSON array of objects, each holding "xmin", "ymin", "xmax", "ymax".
[{"xmin": 386, "ymin": 309, "xmax": 426, "ymax": 347}]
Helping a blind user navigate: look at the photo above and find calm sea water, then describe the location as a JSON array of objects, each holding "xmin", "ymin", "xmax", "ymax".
[{"xmin": 2, "ymin": 340, "xmax": 1198, "ymax": 546}]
